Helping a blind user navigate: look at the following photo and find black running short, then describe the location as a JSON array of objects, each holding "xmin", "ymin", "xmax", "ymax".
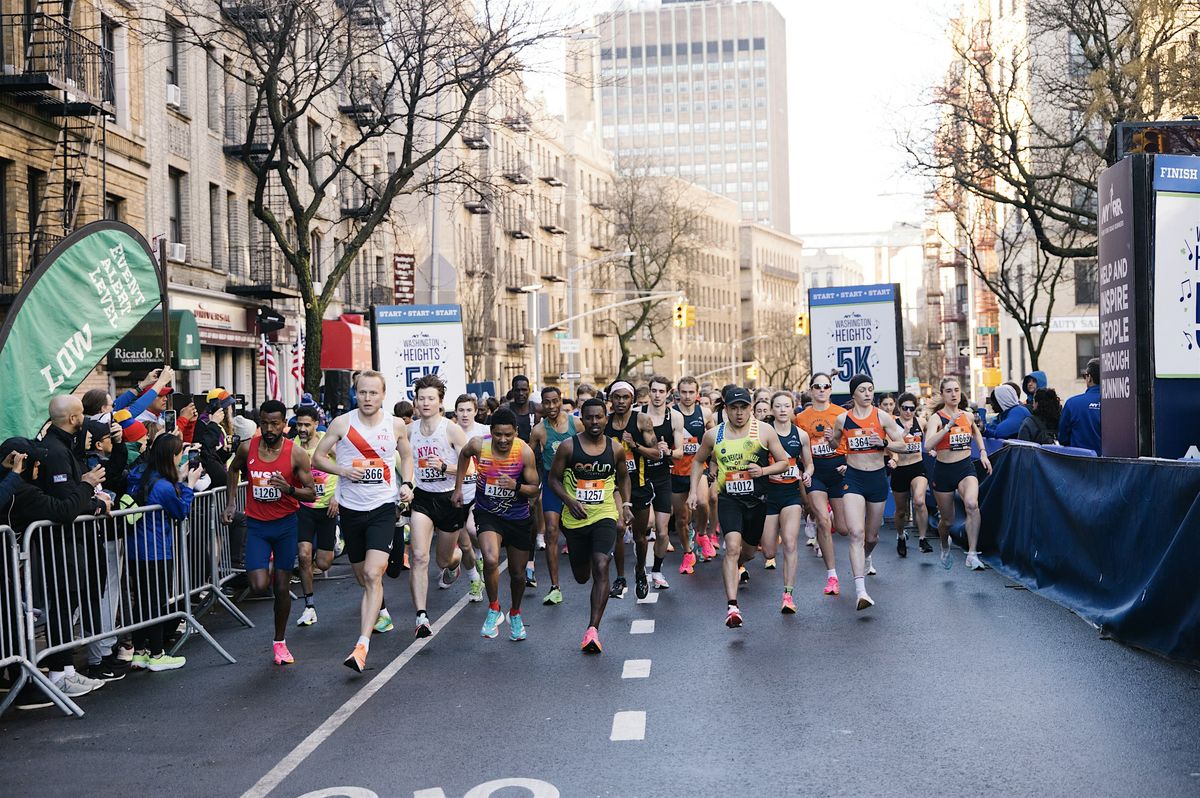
[
  {"xmin": 716, "ymin": 494, "xmax": 767, "ymax": 547},
  {"xmin": 297, "ymin": 504, "xmax": 337, "ymax": 551},
  {"xmin": 648, "ymin": 473, "xmax": 672, "ymax": 514},
  {"xmin": 474, "ymin": 507, "xmax": 534, "ymax": 552},
  {"xmin": 339, "ymin": 503, "xmax": 396, "ymax": 563},
  {"xmin": 629, "ymin": 484, "xmax": 653, "ymax": 511},
  {"xmin": 933, "ymin": 458, "xmax": 976, "ymax": 494},
  {"xmin": 411, "ymin": 488, "xmax": 468, "ymax": 532},
  {"xmin": 889, "ymin": 462, "xmax": 928, "ymax": 494},
  {"xmin": 564, "ymin": 518, "xmax": 618, "ymax": 575}
]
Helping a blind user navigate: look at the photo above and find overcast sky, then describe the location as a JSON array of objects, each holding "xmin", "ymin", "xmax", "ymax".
[{"xmin": 523, "ymin": 0, "xmax": 957, "ymax": 237}]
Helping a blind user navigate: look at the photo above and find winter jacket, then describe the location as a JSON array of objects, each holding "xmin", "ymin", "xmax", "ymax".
[
  {"xmin": 1022, "ymin": 371, "xmax": 1048, "ymax": 407},
  {"xmin": 984, "ymin": 404, "xmax": 1031, "ymax": 440},
  {"xmin": 0, "ymin": 469, "xmax": 19, "ymax": 509},
  {"xmin": 1059, "ymin": 386, "xmax": 1102, "ymax": 454},
  {"xmin": 113, "ymin": 387, "xmax": 160, "ymax": 420},
  {"xmin": 192, "ymin": 419, "xmax": 231, "ymax": 487},
  {"xmin": 1017, "ymin": 414, "xmax": 1057, "ymax": 445},
  {"xmin": 126, "ymin": 467, "xmax": 194, "ymax": 561},
  {"xmin": 4, "ymin": 475, "xmax": 97, "ymax": 533}
]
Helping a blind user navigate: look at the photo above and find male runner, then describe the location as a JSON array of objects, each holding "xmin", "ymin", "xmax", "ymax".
[
  {"xmin": 529, "ymin": 386, "xmax": 577, "ymax": 605},
  {"xmin": 670, "ymin": 376, "xmax": 714, "ymax": 570},
  {"xmin": 406, "ymin": 375, "xmax": 471, "ymax": 635},
  {"xmin": 643, "ymin": 376, "xmax": 686, "ymax": 587},
  {"xmin": 293, "ymin": 406, "xmax": 338, "ymax": 626},
  {"xmin": 502, "ymin": 375, "xmax": 543, "ymax": 586},
  {"xmin": 605, "ymin": 380, "xmax": 662, "ymax": 600},
  {"xmin": 312, "ymin": 371, "xmax": 414, "ymax": 672},
  {"xmin": 223, "ymin": 400, "xmax": 316, "ymax": 665},
  {"xmin": 548, "ymin": 398, "xmax": 633, "ymax": 653},
  {"xmin": 687, "ymin": 387, "xmax": 791, "ymax": 628},
  {"xmin": 452, "ymin": 408, "xmax": 540, "ymax": 641},
  {"xmin": 453, "ymin": 394, "xmax": 489, "ymax": 602}
]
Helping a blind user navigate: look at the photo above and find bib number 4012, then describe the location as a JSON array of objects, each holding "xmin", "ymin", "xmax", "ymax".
[{"xmin": 835, "ymin": 346, "xmax": 872, "ymax": 382}]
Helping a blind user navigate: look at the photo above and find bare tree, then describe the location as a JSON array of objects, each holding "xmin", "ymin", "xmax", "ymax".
[
  {"xmin": 755, "ymin": 319, "xmax": 810, "ymax": 390},
  {"xmin": 145, "ymin": 0, "xmax": 559, "ymax": 390},
  {"xmin": 908, "ymin": 1, "xmax": 1200, "ymax": 261}
]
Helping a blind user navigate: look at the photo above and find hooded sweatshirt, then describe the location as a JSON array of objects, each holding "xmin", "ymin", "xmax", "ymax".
[
  {"xmin": 984, "ymin": 384, "xmax": 1031, "ymax": 439},
  {"xmin": 1023, "ymin": 371, "xmax": 1048, "ymax": 407}
]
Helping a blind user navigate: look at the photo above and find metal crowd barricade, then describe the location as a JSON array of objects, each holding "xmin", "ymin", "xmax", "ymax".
[
  {"xmin": 19, "ymin": 505, "xmax": 236, "ymax": 716},
  {"xmin": 178, "ymin": 485, "xmax": 253, "ymax": 633},
  {"xmin": 0, "ymin": 525, "xmax": 81, "ymax": 718}
]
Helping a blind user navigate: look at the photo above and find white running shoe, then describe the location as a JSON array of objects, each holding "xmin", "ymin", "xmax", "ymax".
[
  {"xmin": 536, "ymin": 533, "xmax": 546, "ymax": 551},
  {"xmin": 296, "ymin": 606, "xmax": 318, "ymax": 626},
  {"xmin": 855, "ymin": 592, "xmax": 875, "ymax": 611},
  {"xmin": 866, "ymin": 556, "xmax": 877, "ymax": 576},
  {"xmin": 965, "ymin": 552, "xmax": 986, "ymax": 571},
  {"xmin": 941, "ymin": 546, "xmax": 953, "ymax": 570},
  {"xmin": 437, "ymin": 565, "xmax": 461, "ymax": 589},
  {"xmin": 650, "ymin": 572, "xmax": 670, "ymax": 590}
]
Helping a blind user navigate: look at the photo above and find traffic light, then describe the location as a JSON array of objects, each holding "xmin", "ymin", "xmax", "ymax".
[
  {"xmin": 683, "ymin": 304, "xmax": 696, "ymax": 328},
  {"xmin": 1131, "ymin": 127, "xmax": 1165, "ymax": 154},
  {"xmin": 746, "ymin": 363, "xmax": 759, "ymax": 381},
  {"xmin": 794, "ymin": 312, "xmax": 809, "ymax": 336},
  {"xmin": 673, "ymin": 301, "xmax": 686, "ymax": 328}
]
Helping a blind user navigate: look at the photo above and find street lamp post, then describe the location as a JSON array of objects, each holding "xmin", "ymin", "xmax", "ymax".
[{"xmin": 517, "ymin": 283, "xmax": 543, "ymax": 390}]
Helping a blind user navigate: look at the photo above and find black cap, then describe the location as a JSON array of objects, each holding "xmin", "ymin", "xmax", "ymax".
[
  {"xmin": 83, "ymin": 419, "xmax": 113, "ymax": 444},
  {"xmin": 0, "ymin": 436, "xmax": 48, "ymax": 463},
  {"xmin": 724, "ymin": 386, "xmax": 752, "ymax": 406}
]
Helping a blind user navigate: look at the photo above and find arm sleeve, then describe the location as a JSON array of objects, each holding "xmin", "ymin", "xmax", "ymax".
[
  {"xmin": 177, "ymin": 415, "xmax": 196, "ymax": 443},
  {"xmin": 26, "ymin": 483, "xmax": 96, "ymax": 524},
  {"xmin": 1057, "ymin": 403, "xmax": 1073, "ymax": 446},
  {"xmin": 104, "ymin": 443, "xmax": 130, "ymax": 495},
  {"xmin": 990, "ymin": 408, "xmax": 1029, "ymax": 440},
  {"xmin": 150, "ymin": 480, "xmax": 196, "ymax": 520},
  {"xmin": 112, "ymin": 389, "xmax": 140, "ymax": 412},
  {"xmin": 123, "ymin": 388, "xmax": 159, "ymax": 420},
  {"xmin": 0, "ymin": 470, "xmax": 21, "ymax": 508}
]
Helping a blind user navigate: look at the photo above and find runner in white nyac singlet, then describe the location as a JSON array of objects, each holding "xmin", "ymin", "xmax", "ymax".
[
  {"xmin": 312, "ymin": 371, "xmax": 413, "ymax": 673},
  {"xmin": 406, "ymin": 374, "xmax": 470, "ymax": 638}
]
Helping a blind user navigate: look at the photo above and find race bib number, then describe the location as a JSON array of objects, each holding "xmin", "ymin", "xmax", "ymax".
[
  {"xmin": 770, "ymin": 458, "xmax": 800, "ymax": 483},
  {"xmin": 625, "ymin": 456, "xmax": 637, "ymax": 473},
  {"xmin": 812, "ymin": 440, "xmax": 834, "ymax": 457},
  {"xmin": 725, "ymin": 470, "xmax": 754, "ymax": 495},
  {"xmin": 847, "ymin": 432, "xmax": 876, "ymax": 452},
  {"xmin": 682, "ymin": 439, "xmax": 699, "ymax": 456},
  {"xmin": 416, "ymin": 457, "xmax": 442, "ymax": 483},
  {"xmin": 354, "ymin": 458, "xmax": 386, "ymax": 484},
  {"xmin": 313, "ymin": 482, "xmax": 325, "ymax": 497},
  {"xmin": 948, "ymin": 432, "xmax": 971, "ymax": 450},
  {"xmin": 575, "ymin": 479, "xmax": 605, "ymax": 504},
  {"xmin": 463, "ymin": 473, "xmax": 476, "ymax": 485},
  {"xmin": 904, "ymin": 436, "xmax": 921, "ymax": 454},
  {"xmin": 483, "ymin": 479, "xmax": 515, "ymax": 500},
  {"xmin": 250, "ymin": 475, "xmax": 280, "ymax": 503}
]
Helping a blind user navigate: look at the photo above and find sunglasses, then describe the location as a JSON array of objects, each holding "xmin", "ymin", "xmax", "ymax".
[
  {"xmin": 900, "ymin": 405, "xmax": 916, "ymax": 411},
  {"xmin": 811, "ymin": 383, "xmax": 832, "ymax": 390}
]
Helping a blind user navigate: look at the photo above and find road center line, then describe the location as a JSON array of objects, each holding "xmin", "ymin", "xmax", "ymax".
[
  {"xmin": 630, "ymin": 619, "xmax": 655, "ymax": 634},
  {"xmin": 240, "ymin": 562, "xmax": 506, "ymax": 798},
  {"xmin": 610, "ymin": 710, "xmax": 647, "ymax": 741},
  {"xmin": 621, "ymin": 659, "xmax": 652, "ymax": 678}
]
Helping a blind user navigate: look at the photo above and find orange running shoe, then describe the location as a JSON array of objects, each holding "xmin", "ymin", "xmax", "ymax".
[
  {"xmin": 780, "ymin": 593, "xmax": 797, "ymax": 614},
  {"xmin": 679, "ymin": 552, "xmax": 697, "ymax": 575},
  {"xmin": 343, "ymin": 643, "xmax": 367, "ymax": 672}
]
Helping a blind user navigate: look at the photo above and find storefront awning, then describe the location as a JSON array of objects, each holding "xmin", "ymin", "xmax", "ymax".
[
  {"xmin": 321, "ymin": 319, "xmax": 372, "ymax": 371},
  {"xmin": 108, "ymin": 309, "xmax": 202, "ymax": 371}
]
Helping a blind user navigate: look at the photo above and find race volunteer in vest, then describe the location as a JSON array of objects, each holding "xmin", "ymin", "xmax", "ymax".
[
  {"xmin": 644, "ymin": 376, "xmax": 686, "ymax": 589},
  {"xmin": 452, "ymin": 408, "xmax": 541, "ymax": 642},
  {"xmin": 671, "ymin": 376, "xmax": 715, "ymax": 568},
  {"xmin": 548, "ymin": 397, "xmax": 633, "ymax": 654},
  {"xmin": 687, "ymin": 386, "xmax": 792, "ymax": 629},
  {"xmin": 222, "ymin": 400, "xmax": 317, "ymax": 666},
  {"xmin": 312, "ymin": 370, "xmax": 415, "ymax": 674},
  {"xmin": 604, "ymin": 380, "xmax": 662, "ymax": 601},
  {"xmin": 528, "ymin": 386, "xmax": 577, "ymax": 606},
  {"xmin": 888, "ymin": 392, "xmax": 930, "ymax": 557},
  {"xmin": 924, "ymin": 377, "xmax": 992, "ymax": 571},
  {"xmin": 763, "ymin": 391, "xmax": 814, "ymax": 614},
  {"xmin": 823, "ymin": 374, "xmax": 911, "ymax": 612},
  {"xmin": 293, "ymin": 405, "xmax": 339, "ymax": 627},
  {"xmin": 794, "ymin": 372, "xmax": 850, "ymax": 597},
  {"xmin": 407, "ymin": 374, "xmax": 472, "ymax": 638}
]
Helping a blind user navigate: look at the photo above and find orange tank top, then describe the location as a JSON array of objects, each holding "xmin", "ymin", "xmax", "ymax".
[
  {"xmin": 843, "ymin": 407, "xmax": 887, "ymax": 454},
  {"xmin": 934, "ymin": 411, "xmax": 975, "ymax": 452},
  {"xmin": 794, "ymin": 406, "xmax": 846, "ymax": 458}
]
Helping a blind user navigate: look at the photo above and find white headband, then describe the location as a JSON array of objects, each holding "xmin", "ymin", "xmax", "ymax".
[{"xmin": 609, "ymin": 381, "xmax": 635, "ymax": 396}]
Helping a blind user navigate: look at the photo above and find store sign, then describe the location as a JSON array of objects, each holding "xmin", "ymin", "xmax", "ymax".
[
  {"xmin": 108, "ymin": 309, "xmax": 202, "ymax": 370},
  {"xmin": 373, "ymin": 304, "xmax": 466, "ymax": 411},
  {"xmin": 808, "ymin": 283, "xmax": 903, "ymax": 394},
  {"xmin": 1049, "ymin": 316, "xmax": 1100, "ymax": 333},
  {"xmin": 393, "ymin": 253, "xmax": 416, "ymax": 304}
]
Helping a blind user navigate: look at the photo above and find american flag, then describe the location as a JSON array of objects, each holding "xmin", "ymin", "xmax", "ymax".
[
  {"xmin": 259, "ymin": 334, "xmax": 281, "ymax": 400},
  {"xmin": 291, "ymin": 328, "xmax": 305, "ymax": 404}
]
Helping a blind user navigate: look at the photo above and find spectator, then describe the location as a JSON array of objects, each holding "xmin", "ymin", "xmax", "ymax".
[
  {"xmin": 1018, "ymin": 388, "xmax": 1062, "ymax": 445},
  {"xmin": 0, "ymin": 448, "xmax": 27, "ymax": 508},
  {"xmin": 1022, "ymin": 370, "xmax": 1048, "ymax": 408},
  {"xmin": 82, "ymin": 419, "xmax": 130, "ymax": 497},
  {"xmin": 126, "ymin": 435, "xmax": 204, "ymax": 672},
  {"xmin": 1060, "ymin": 358, "xmax": 1102, "ymax": 454},
  {"xmin": 192, "ymin": 389, "xmax": 236, "ymax": 487},
  {"xmin": 984, "ymin": 384, "xmax": 1031, "ymax": 439}
]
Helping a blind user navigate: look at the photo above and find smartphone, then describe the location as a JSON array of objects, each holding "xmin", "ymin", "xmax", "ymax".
[
  {"xmin": 188, "ymin": 449, "xmax": 200, "ymax": 469},
  {"xmin": 163, "ymin": 410, "xmax": 177, "ymax": 433}
]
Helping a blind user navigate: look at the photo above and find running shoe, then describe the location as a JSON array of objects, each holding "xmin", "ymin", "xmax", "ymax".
[
  {"xmin": 897, "ymin": 531, "xmax": 908, "ymax": 558},
  {"xmin": 919, "ymin": 537, "xmax": 933, "ymax": 554},
  {"xmin": 635, "ymin": 572, "xmax": 649, "ymax": 600},
  {"xmin": 610, "ymin": 577, "xmax": 627, "ymax": 599},
  {"xmin": 679, "ymin": 551, "xmax": 697, "ymax": 575},
  {"xmin": 525, "ymin": 565, "xmax": 538, "ymax": 589},
  {"xmin": 699, "ymin": 534, "xmax": 717, "ymax": 561},
  {"xmin": 805, "ymin": 519, "xmax": 816, "ymax": 539},
  {"xmin": 130, "ymin": 651, "xmax": 151, "ymax": 670},
  {"xmin": 373, "ymin": 611, "xmax": 394, "ymax": 634},
  {"xmin": 666, "ymin": 541, "xmax": 675, "ymax": 553},
  {"xmin": 414, "ymin": 614, "xmax": 432, "ymax": 639},
  {"xmin": 296, "ymin": 606, "xmax": 318, "ymax": 626},
  {"xmin": 481, "ymin": 608, "xmax": 505, "ymax": 639},
  {"xmin": 780, "ymin": 592, "xmax": 797, "ymax": 614},
  {"xmin": 542, "ymin": 587, "xmax": 563, "ymax": 606},
  {"xmin": 343, "ymin": 643, "xmax": 367, "ymax": 672},
  {"xmin": 536, "ymin": 533, "xmax": 546, "ymax": 551},
  {"xmin": 581, "ymin": 626, "xmax": 602, "ymax": 654},
  {"xmin": 965, "ymin": 552, "xmax": 986, "ymax": 571},
  {"xmin": 764, "ymin": 558, "xmax": 777, "ymax": 570},
  {"xmin": 438, "ymin": 565, "xmax": 461, "ymax": 589},
  {"xmin": 823, "ymin": 575, "xmax": 840, "ymax": 596},
  {"xmin": 739, "ymin": 566, "xmax": 750, "ymax": 586},
  {"xmin": 805, "ymin": 536, "xmax": 816, "ymax": 548},
  {"xmin": 855, "ymin": 593, "xmax": 875, "ymax": 612},
  {"xmin": 146, "ymin": 652, "xmax": 186, "ymax": 672},
  {"xmin": 468, "ymin": 579, "xmax": 484, "ymax": 603},
  {"xmin": 509, "ymin": 613, "xmax": 527, "ymax": 641},
  {"xmin": 272, "ymin": 641, "xmax": 295, "ymax": 666},
  {"xmin": 651, "ymin": 571, "xmax": 670, "ymax": 590},
  {"xmin": 55, "ymin": 674, "xmax": 97, "ymax": 697},
  {"xmin": 725, "ymin": 605, "xmax": 743, "ymax": 628},
  {"xmin": 866, "ymin": 556, "xmax": 877, "ymax": 576},
  {"xmin": 940, "ymin": 547, "xmax": 953, "ymax": 570}
]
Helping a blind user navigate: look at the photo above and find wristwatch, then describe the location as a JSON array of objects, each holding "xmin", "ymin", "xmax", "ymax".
[
  {"xmin": 286, "ymin": 484, "xmax": 296, "ymax": 497},
  {"xmin": 401, "ymin": 480, "xmax": 414, "ymax": 490}
]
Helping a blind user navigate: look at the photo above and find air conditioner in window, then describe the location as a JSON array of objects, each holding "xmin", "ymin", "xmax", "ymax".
[
  {"xmin": 166, "ymin": 83, "xmax": 182, "ymax": 109},
  {"xmin": 167, "ymin": 242, "xmax": 187, "ymax": 263}
]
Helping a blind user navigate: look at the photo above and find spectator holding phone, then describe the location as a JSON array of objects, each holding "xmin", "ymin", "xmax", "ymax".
[{"xmin": 192, "ymin": 388, "xmax": 236, "ymax": 487}]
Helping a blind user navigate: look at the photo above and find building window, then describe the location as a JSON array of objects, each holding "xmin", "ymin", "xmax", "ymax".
[
  {"xmin": 103, "ymin": 194, "xmax": 123, "ymax": 221},
  {"xmin": 1074, "ymin": 258, "xmax": 1098, "ymax": 304},
  {"xmin": 101, "ymin": 15, "xmax": 117, "ymax": 105},
  {"xmin": 166, "ymin": 20, "xmax": 183, "ymax": 88},
  {"xmin": 0, "ymin": 159, "xmax": 9, "ymax": 282},
  {"xmin": 208, "ymin": 183, "xmax": 222, "ymax": 269},
  {"xmin": 207, "ymin": 51, "xmax": 221, "ymax": 132},
  {"xmin": 310, "ymin": 231, "xmax": 322, "ymax": 281},
  {"xmin": 168, "ymin": 168, "xmax": 185, "ymax": 244},
  {"xmin": 1076, "ymin": 333, "xmax": 1100, "ymax": 376}
]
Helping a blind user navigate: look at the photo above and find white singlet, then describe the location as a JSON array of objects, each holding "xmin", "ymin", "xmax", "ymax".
[
  {"xmin": 334, "ymin": 409, "xmax": 398, "ymax": 511},
  {"xmin": 410, "ymin": 416, "xmax": 459, "ymax": 493},
  {"xmin": 460, "ymin": 422, "xmax": 490, "ymax": 504}
]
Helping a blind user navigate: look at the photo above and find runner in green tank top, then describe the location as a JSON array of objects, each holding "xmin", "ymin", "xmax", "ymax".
[
  {"xmin": 529, "ymin": 387, "xmax": 578, "ymax": 605},
  {"xmin": 688, "ymin": 386, "xmax": 792, "ymax": 629}
]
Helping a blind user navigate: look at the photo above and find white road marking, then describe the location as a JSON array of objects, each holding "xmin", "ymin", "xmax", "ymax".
[
  {"xmin": 621, "ymin": 659, "xmax": 652, "ymax": 679},
  {"xmin": 240, "ymin": 563, "xmax": 507, "ymax": 798},
  {"xmin": 630, "ymin": 619, "xmax": 655, "ymax": 634},
  {"xmin": 413, "ymin": 791, "xmax": 446, "ymax": 798},
  {"xmin": 610, "ymin": 710, "xmax": 647, "ymax": 741},
  {"xmin": 636, "ymin": 592, "xmax": 659, "ymax": 604}
]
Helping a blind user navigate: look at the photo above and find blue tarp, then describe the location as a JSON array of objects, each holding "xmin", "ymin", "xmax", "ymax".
[{"xmin": 976, "ymin": 445, "xmax": 1200, "ymax": 664}]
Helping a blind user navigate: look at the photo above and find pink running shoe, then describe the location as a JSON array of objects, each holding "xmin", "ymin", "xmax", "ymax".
[
  {"xmin": 823, "ymin": 575, "xmax": 840, "ymax": 596},
  {"xmin": 273, "ymin": 641, "xmax": 295, "ymax": 665},
  {"xmin": 780, "ymin": 592, "xmax": 797, "ymax": 614},
  {"xmin": 699, "ymin": 534, "xmax": 717, "ymax": 561},
  {"xmin": 581, "ymin": 626, "xmax": 602, "ymax": 654},
  {"xmin": 679, "ymin": 551, "xmax": 697, "ymax": 575}
]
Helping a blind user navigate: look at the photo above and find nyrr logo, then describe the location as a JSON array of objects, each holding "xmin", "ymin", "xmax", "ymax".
[
  {"xmin": 1184, "ymin": 444, "xmax": 1200, "ymax": 460},
  {"xmin": 1100, "ymin": 184, "xmax": 1124, "ymax": 224}
]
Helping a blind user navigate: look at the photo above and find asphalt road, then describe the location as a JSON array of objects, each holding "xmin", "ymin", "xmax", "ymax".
[{"xmin": 3, "ymin": 529, "xmax": 1199, "ymax": 798}]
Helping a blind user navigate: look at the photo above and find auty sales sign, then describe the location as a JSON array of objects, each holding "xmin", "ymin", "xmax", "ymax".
[
  {"xmin": 372, "ymin": 304, "xmax": 466, "ymax": 412},
  {"xmin": 808, "ymin": 284, "xmax": 903, "ymax": 394}
]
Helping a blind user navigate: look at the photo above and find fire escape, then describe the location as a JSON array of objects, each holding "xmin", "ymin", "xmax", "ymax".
[{"xmin": 0, "ymin": 0, "xmax": 114, "ymax": 295}]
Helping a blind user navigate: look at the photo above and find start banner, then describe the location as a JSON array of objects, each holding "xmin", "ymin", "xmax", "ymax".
[
  {"xmin": 372, "ymin": 304, "xmax": 466, "ymax": 412},
  {"xmin": 808, "ymin": 283, "xmax": 904, "ymax": 395}
]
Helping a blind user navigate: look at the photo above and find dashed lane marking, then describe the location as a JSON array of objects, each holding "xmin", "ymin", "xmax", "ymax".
[
  {"xmin": 610, "ymin": 710, "xmax": 647, "ymax": 741},
  {"xmin": 630, "ymin": 619, "xmax": 655, "ymax": 634},
  {"xmin": 621, "ymin": 659, "xmax": 652, "ymax": 679}
]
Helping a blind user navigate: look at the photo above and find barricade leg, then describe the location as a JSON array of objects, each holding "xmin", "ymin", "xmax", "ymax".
[
  {"xmin": 169, "ymin": 520, "xmax": 237, "ymax": 664},
  {"xmin": 0, "ymin": 663, "xmax": 84, "ymax": 718}
]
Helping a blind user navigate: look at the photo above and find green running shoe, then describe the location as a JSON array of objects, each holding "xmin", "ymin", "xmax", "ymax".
[
  {"xmin": 373, "ymin": 611, "xmax": 395, "ymax": 633},
  {"xmin": 542, "ymin": 587, "xmax": 563, "ymax": 606}
]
